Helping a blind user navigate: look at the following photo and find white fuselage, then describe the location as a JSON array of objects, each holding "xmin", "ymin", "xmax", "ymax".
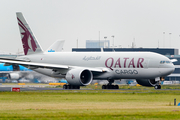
[{"xmin": 18, "ymin": 52, "xmax": 175, "ymax": 80}]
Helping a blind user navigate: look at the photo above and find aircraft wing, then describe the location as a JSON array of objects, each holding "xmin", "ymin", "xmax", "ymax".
[
  {"xmin": 0, "ymin": 59, "xmax": 68, "ymax": 69},
  {"xmin": 0, "ymin": 59, "xmax": 106, "ymax": 73}
]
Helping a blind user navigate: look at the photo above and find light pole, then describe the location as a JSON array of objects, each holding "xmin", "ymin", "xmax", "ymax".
[
  {"xmin": 77, "ymin": 38, "xmax": 78, "ymax": 48},
  {"xmin": 104, "ymin": 36, "xmax": 107, "ymax": 48},
  {"xmin": 99, "ymin": 31, "xmax": 100, "ymax": 48},
  {"xmin": 169, "ymin": 33, "xmax": 172, "ymax": 48},
  {"xmin": 111, "ymin": 35, "xmax": 114, "ymax": 48},
  {"xmin": 163, "ymin": 32, "xmax": 165, "ymax": 48}
]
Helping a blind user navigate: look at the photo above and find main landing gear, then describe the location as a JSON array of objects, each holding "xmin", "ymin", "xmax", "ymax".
[
  {"xmin": 102, "ymin": 84, "xmax": 119, "ymax": 89},
  {"xmin": 63, "ymin": 85, "xmax": 80, "ymax": 89},
  {"xmin": 154, "ymin": 85, "xmax": 161, "ymax": 89},
  {"xmin": 102, "ymin": 79, "xmax": 119, "ymax": 89}
]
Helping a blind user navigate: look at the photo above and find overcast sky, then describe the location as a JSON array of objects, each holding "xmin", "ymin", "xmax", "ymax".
[{"xmin": 1, "ymin": 0, "xmax": 180, "ymax": 53}]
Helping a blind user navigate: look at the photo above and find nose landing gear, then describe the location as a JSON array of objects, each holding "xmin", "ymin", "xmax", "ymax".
[{"xmin": 154, "ymin": 85, "xmax": 161, "ymax": 89}]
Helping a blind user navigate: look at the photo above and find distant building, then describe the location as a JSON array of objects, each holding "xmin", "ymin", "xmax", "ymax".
[
  {"xmin": 165, "ymin": 55, "xmax": 180, "ymax": 81},
  {"xmin": 0, "ymin": 54, "xmax": 19, "ymax": 59},
  {"xmin": 86, "ymin": 40, "xmax": 110, "ymax": 48},
  {"xmin": 72, "ymin": 48, "xmax": 179, "ymax": 55}
]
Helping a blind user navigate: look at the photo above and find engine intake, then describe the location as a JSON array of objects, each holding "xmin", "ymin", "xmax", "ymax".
[{"xmin": 65, "ymin": 68, "xmax": 93, "ymax": 86}]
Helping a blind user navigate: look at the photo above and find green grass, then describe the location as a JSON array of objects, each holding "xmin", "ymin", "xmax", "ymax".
[{"xmin": 0, "ymin": 85, "xmax": 180, "ymax": 119}]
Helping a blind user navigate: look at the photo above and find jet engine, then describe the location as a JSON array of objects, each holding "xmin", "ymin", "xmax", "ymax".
[
  {"xmin": 65, "ymin": 68, "xmax": 93, "ymax": 86},
  {"xmin": 8, "ymin": 73, "xmax": 20, "ymax": 80},
  {"xmin": 136, "ymin": 79, "xmax": 159, "ymax": 87}
]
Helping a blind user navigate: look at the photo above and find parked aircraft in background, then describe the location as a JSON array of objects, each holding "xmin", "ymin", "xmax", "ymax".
[
  {"xmin": 46, "ymin": 40, "xmax": 65, "ymax": 52},
  {"xmin": 59, "ymin": 79, "xmax": 68, "ymax": 84},
  {"xmin": 0, "ymin": 12, "xmax": 175, "ymax": 89},
  {"xmin": 0, "ymin": 63, "xmax": 31, "ymax": 82},
  {"xmin": 0, "ymin": 63, "xmax": 61, "ymax": 83}
]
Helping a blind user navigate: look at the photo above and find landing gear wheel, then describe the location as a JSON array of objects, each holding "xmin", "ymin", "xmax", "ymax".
[
  {"xmin": 154, "ymin": 85, "xmax": 161, "ymax": 89},
  {"xmin": 70, "ymin": 85, "xmax": 74, "ymax": 89},
  {"xmin": 107, "ymin": 85, "xmax": 111, "ymax": 89},
  {"xmin": 158, "ymin": 85, "xmax": 161, "ymax": 89},
  {"xmin": 115, "ymin": 85, "xmax": 119, "ymax": 89},
  {"xmin": 63, "ymin": 85, "xmax": 67, "ymax": 89},
  {"xmin": 63, "ymin": 85, "xmax": 80, "ymax": 89},
  {"xmin": 101, "ymin": 85, "xmax": 119, "ymax": 89},
  {"xmin": 74, "ymin": 86, "xmax": 80, "ymax": 89},
  {"xmin": 67, "ymin": 85, "xmax": 71, "ymax": 89},
  {"xmin": 102, "ymin": 85, "xmax": 106, "ymax": 89},
  {"xmin": 154, "ymin": 85, "xmax": 158, "ymax": 89}
]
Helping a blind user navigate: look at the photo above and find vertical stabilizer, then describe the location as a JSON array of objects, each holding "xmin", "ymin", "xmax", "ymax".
[
  {"xmin": 16, "ymin": 12, "xmax": 43, "ymax": 55},
  {"xmin": 46, "ymin": 40, "xmax": 65, "ymax": 52}
]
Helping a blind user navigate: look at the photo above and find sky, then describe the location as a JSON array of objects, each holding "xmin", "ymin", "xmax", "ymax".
[{"xmin": 1, "ymin": 0, "xmax": 180, "ymax": 54}]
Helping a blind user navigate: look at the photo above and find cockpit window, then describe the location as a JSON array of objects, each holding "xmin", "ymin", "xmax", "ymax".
[{"xmin": 160, "ymin": 61, "xmax": 171, "ymax": 64}]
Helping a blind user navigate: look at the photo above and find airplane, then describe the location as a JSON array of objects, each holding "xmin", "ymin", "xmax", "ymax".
[
  {"xmin": 0, "ymin": 63, "xmax": 31, "ymax": 82},
  {"xmin": 0, "ymin": 63, "xmax": 60, "ymax": 83},
  {"xmin": 0, "ymin": 12, "xmax": 175, "ymax": 89},
  {"xmin": 46, "ymin": 40, "xmax": 65, "ymax": 52}
]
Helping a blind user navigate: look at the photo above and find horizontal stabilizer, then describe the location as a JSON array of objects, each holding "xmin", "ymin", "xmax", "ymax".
[{"xmin": 170, "ymin": 59, "xmax": 177, "ymax": 63}]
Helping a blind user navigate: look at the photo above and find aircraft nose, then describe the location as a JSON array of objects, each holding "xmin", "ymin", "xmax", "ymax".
[
  {"xmin": 166, "ymin": 63, "xmax": 175, "ymax": 75},
  {"xmin": 160, "ymin": 63, "xmax": 175, "ymax": 76},
  {"xmin": 171, "ymin": 64, "xmax": 175, "ymax": 73}
]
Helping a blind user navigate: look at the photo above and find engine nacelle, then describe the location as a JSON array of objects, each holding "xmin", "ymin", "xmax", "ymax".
[
  {"xmin": 65, "ymin": 68, "xmax": 93, "ymax": 86},
  {"xmin": 8, "ymin": 73, "xmax": 20, "ymax": 80},
  {"xmin": 136, "ymin": 79, "xmax": 159, "ymax": 87}
]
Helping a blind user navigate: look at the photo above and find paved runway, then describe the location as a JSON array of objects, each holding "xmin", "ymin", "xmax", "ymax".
[
  {"xmin": 1, "ymin": 85, "xmax": 180, "ymax": 91},
  {"xmin": 0, "ymin": 84, "xmax": 64, "ymax": 91}
]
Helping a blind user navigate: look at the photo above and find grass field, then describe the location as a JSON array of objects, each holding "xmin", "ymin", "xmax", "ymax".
[{"xmin": 0, "ymin": 85, "xmax": 180, "ymax": 119}]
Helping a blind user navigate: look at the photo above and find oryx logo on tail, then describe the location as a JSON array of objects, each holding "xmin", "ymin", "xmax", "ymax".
[
  {"xmin": 16, "ymin": 12, "xmax": 43, "ymax": 55},
  {"xmin": 17, "ymin": 18, "xmax": 37, "ymax": 55}
]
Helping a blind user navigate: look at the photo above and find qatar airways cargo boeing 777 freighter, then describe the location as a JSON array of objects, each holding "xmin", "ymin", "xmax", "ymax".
[{"xmin": 0, "ymin": 12, "xmax": 175, "ymax": 89}]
